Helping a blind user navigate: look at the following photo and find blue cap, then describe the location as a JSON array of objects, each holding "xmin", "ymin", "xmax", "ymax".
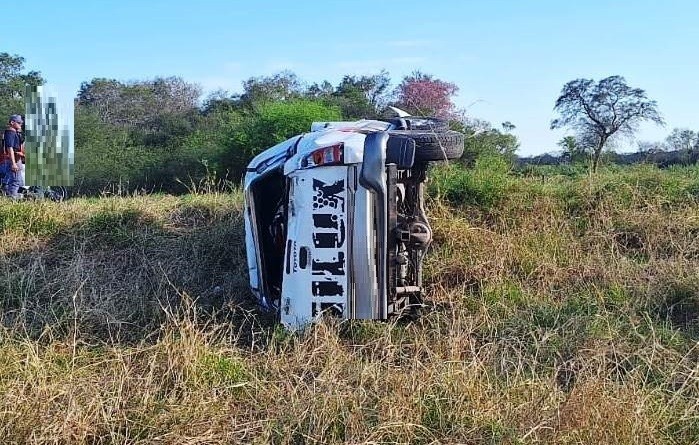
[{"xmin": 9, "ymin": 114, "xmax": 23, "ymax": 124}]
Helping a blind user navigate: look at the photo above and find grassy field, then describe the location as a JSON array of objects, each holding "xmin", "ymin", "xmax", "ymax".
[{"xmin": 0, "ymin": 163, "xmax": 698, "ymax": 444}]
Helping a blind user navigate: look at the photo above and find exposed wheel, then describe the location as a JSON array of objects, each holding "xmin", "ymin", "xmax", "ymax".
[
  {"xmin": 389, "ymin": 130, "xmax": 464, "ymax": 161},
  {"xmin": 45, "ymin": 186, "xmax": 68, "ymax": 202},
  {"xmin": 387, "ymin": 117, "xmax": 450, "ymax": 132}
]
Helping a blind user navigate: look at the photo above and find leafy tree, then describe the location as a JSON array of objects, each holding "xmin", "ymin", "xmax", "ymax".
[
  {"xmin": 331, "ymin": 71, "xmax": 391, "ymax": 118},
  {"xmin": 0, "ymin": 52, "xmax": 44, "ymax": 119},
  {"xmin": 501, "ymin": 121, "xmax": 516, "ymax": 133},
  {"xmin": 76, "ymin": 76, "xmax": 206, "ymax": 192},
  {"xmin": 637, "ymin": 140, "xmax": 665, "ymax": 154},
  {"xmin": 202, "ymin": 89, "xmax": 240, "ymax": 115},
  {"xmin": 393, "ymin": 71, "xmax": 458, "ymax": 119},
  {"xmin": 330, "ymin": 78, "xmax": 373, "ymax": 119},
  {"xmin": 225, "ymin": 99, "xmax": 341, "ymax": 177},
  {"xmin": 307, "ymin": 80, "xmax": 334, "ymax": 99},
  {"xmin": 551, "ymin": 75, "xmax": 664, "ymax": 173},
  {"xmin": 77, "ymin": 76, "xmax": 201, "ymax": 131},
  {"xmin": 75, "ymin": 104, "xmax": 222, "ymax": 194},
  {"xmin": 73, "ymin": 106, "xmax": 144, "ymax": 192},
  {"xmin": 558, "ymin": 136, "xmax": 588, "ymax": 164},
  {"xmin": 236, "ymin": 71, "xmax": 304, "ymax": 108},
  {"xmin": 664, "ymin": 128, "xmax": 698, "ymax": 152},
  {"xmin": 181, "ymin": 99, "xmax": 244, "ymax": 178},
  {"xmin": 76, "ymin": 78, "xmax": 124, "ymax": 123},
  {"xmin": 459, "ymin": 118, "xmax": 519, "ymax": 165},
  {"xmin": 660, "ymin": 128, "xmax": 699, "ymax": 166}
]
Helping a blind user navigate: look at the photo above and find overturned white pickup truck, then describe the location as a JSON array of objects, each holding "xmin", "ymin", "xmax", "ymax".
[{"xmin": 244, "ymin": 110, "xmax": 464, "ymax": 330}]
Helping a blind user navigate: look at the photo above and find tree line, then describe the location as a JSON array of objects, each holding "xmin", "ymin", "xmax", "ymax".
[
  {"xmin": 3, "ymin": 51, "xmax": 694, "ymax": 194},
  {"xmin": 1, "ymin": 53, "xmax": 520, "ymax": 193}
]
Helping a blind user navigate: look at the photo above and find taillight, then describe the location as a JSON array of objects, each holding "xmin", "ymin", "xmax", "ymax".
[{"xmin": 301, "ymin": 143, "xmax": 344, "ymax": 168}]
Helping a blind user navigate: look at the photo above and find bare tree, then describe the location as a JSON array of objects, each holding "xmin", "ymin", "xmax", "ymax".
[
  {"xmin": 551, "ymin": 76, "xmax": 664, "ymax": 172},
  {"xmin": 77, "ymin": 76, "xmax": 201, "ymax": 129},
  {"xmin": 77, "ymin": 78, "xmax": 125, "ymax": 123}
]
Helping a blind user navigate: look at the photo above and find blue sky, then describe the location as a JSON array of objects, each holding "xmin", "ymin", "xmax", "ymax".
[{"xmin": 7, "ymin": 0, "xmax": 698, "ymax": 155}]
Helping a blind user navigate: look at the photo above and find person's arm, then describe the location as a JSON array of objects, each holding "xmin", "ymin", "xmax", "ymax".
[
  {"xmin": 9, "ymin": 146, "xmax": 18, "ymax": 171},
  {"xmin": 4, "ymin": 132, "xmax": 19, "ymax": 172}
]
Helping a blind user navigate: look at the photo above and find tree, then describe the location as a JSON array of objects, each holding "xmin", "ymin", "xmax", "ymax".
[
  {"xmin": 557, "ymin": 136, "xmax": 589, "ymax": 164},
  {"xmin": 664, "ymin": 128, "xmax": 698, "ymax": 152},
  {"xmin": 307, "ymin": 80, "xmax": 334, "ymax": 100},
  {"xmin": 237, "ymin": 71, "xmax": 304, "ymax": 107},
  {"xmin": 331, "ymin": 71, "xmax": 391, "ymax": 119},
  {"xmin": 393, "ymin": 71, "xmax": 459, "ymax": 119},
  {"xmin": 202, "ymin": 89, "xmax": 240, "ymax": 115},
  {"xmin": 637, "ymin": 140, "xmax": 664, "ymax": 154},
  {"xmin": 224, "ymin": 99, "xmax": 341, "ymax": 177},
  {"xmin": 77, "ymin": 76, "xmax": 201, "ymax": 133},
  {"xmin": 459, "ymin": 118, "xmax": 519, "ymax": 165},
  {"xmin": 661, "ymin": 128, "xmax": 699, "ymax": 166},
  {"xmin": 0, "ymin": 52, "xmax": 44, "ymax": 119},
  {"xmin": 77, "ymin": 78, "xmax": 126, "ymax": 123},
  {"xmin": 501, "ymin": 121, "xmax": 516, "ymax": 133},
  {"xmin": 551, "ymin": 76, "xmax": 664, "ymax": 172}
]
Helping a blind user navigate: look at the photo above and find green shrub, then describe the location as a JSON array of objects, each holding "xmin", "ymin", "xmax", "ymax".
[
  {"xmin": 429, "ymin": 154, "xmax": 511, "ymax": 210},
  {"xmin": 223, "ymin": 99, "xmax": 342, "ymax": 177}
]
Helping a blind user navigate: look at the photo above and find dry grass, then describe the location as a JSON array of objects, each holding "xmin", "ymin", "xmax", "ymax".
[{"xmin": 0, "ymin": 165, "xmax": 698, "ymax": 444}]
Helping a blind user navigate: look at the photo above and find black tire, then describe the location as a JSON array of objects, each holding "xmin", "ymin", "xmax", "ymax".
[
  {"xmin": 45, "ymin": 186, "xmax": 68, "ymax": 202},
  {"xmin": 389, "ymin": 130, "xmax": 465, "ymax": 161},
  {"xmin": 387, "ymin": 117, "xmax": 450, "ymax": 132}
]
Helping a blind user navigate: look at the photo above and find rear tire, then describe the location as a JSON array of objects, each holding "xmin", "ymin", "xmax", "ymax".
[
  {"xmin": 46, "ymin": 186, "xmax": 67, "ymax": 202},
  {"xmin": 389, "ymin": 130, "xmax": 464, "ymax": 161}
]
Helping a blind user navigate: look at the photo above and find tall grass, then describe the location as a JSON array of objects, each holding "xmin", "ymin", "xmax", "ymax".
[{"xmin": 0, "ymin": 164, "xmax": 698, "ymax": 444}]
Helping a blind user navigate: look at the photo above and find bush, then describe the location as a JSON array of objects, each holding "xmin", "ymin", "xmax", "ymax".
[
  {"xmin": 460, "ymin": 128, "xmax": 519, "ymax": 167},
  {"xmin": 223, "ymin": 99, "xmax": 342, "ymax": 177},
  {"xmin": 75, "ymin": 108, "xmax": 237, "ymax": 194},
  {"xmin": 428, "ymin": 154, "xmax": 512, "ymax": 210}
]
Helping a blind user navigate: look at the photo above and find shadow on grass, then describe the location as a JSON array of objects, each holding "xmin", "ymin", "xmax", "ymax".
[{"xmin": 0, "ymin": 201, "xmax": 278, "ymax": 348}]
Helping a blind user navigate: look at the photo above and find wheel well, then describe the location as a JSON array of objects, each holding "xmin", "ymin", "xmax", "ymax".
[{"xmin": 249, "ymin": 169, "xmax": 287, "ymax": 302}]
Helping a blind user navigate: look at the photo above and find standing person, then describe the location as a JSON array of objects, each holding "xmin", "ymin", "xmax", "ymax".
[{"xmin": 1, "ymin": 115, "xmax": 25, "ymax": 199}]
